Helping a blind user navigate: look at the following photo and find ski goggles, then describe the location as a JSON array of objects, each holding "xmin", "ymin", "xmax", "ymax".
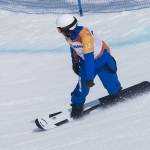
[
  {"xmin": 57, "ymin": 27, "xmax": 74, "ymax": 37},
  {"xmin": 57, "ymin": 27, "xmax": 70, "ymax": 34}
]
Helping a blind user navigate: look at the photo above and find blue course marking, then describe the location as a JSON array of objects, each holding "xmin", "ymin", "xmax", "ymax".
[
  {"xmin": 0, "ymin": 36, "xmax": 150, "ymax": 54},
  {"xmin": 109, "ymin": 35, "xmax": 150, "ymax": 48},
  {"xmin": 0, "ymin": 48, "xmax": 69, "ymax": 54},
  {"xmin": 1, "ymin": 28, "xmax": 150, "ymax": 54}
]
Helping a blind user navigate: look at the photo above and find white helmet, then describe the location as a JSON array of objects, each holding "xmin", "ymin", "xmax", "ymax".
[{"xmin": 56, "ymin": 14, "xmax": 78, "ymax": 36}]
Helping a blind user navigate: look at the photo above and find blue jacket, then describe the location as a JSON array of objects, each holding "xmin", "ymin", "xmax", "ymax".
[{"xmin": 68, "ymin": 26, "xmax": 110, "ymax": 80}]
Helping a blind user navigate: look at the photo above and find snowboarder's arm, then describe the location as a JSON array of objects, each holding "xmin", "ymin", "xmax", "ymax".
[
  {"xmin": 70, "ymin": 47, "xmax": 80, "ymax": 75},
  {"xmin": 82, "ymin": 36, "xmax": 95, "ymax": 81},
  {"xmin": 70, "ymin": 47, "xmax": 79, "ymax": 64}
]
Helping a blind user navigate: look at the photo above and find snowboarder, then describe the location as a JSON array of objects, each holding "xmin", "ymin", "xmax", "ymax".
[{"xmin": 55, "ymin": 14, "xmax": 122, "ymax": 118}]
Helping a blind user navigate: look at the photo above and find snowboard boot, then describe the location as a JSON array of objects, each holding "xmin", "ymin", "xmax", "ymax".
[
  {"xmin": 70, "ymin": 104, "xmax": 83, "ymax": 119},
  {"xmin": 109, "ymin": 87, "xmax": 123, "ymax": 104},
  {"xmin": 100, "ymin": 87, "xmax": 123, "ymax": 107}
]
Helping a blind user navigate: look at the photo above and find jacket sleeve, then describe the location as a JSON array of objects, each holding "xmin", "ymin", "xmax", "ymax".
[
  {"xmin": 82, "ymin": 36, "xmax": 95, "ymax": 80},
  {"xmin": 84, "ymin": 52, "xmax": 94, "ymax": 80},
  {"xmin": 70, "ymin": 47, "xmax": 79, "ymax": 64}
]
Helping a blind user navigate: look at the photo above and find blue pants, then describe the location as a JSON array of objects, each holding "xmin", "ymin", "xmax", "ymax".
[{"xmin": 71, "ymin": 55, "xmax": 121, "ymax": 106}]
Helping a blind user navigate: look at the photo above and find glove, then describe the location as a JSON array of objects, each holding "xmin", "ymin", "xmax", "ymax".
[
  {"xmin": 70, "ymin": 104, "xmax": 83, "ymax": 119},
  {"xmin": 72, "ymin": 63, "xmax": 79, "ymax": 75},
  {"xmin": 85, "ymin": 80, "xmax": 95, "ymax": 88}
]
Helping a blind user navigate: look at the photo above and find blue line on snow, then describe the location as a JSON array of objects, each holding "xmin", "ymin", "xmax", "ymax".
[{"xmin": 0, "ymin": 35, "xmax": 150, "ymax": 54}]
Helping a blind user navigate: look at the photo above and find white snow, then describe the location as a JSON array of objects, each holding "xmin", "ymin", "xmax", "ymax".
[{"xmin": 0, "ymin": 8, "xmax": 150, "ymax": 150}]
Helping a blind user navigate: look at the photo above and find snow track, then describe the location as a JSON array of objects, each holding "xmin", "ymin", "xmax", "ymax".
[{"xmin": 0, "ymin": 8, "xmax": 150, "ymax": 150}]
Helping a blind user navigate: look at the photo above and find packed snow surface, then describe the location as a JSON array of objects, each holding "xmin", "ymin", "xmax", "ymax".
[{"xmin": 0, "ymin": 8, "xmax": 150, "ymax": 150}]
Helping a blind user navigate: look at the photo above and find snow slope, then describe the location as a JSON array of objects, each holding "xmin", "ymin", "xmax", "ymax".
[{"xmin": 0, "ymin": 8, "xmax": 150, "ymax": 150}]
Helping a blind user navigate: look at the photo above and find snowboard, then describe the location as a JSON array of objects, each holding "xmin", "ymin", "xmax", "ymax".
[{"xmin": 35, "ymin": 81, "xmax": 150, "ymax": 130}]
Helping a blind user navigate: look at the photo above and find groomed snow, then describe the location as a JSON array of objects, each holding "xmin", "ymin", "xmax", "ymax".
[{"xmin": 0, "ymin": 8, "xmax": 150, "ymax": 150}]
